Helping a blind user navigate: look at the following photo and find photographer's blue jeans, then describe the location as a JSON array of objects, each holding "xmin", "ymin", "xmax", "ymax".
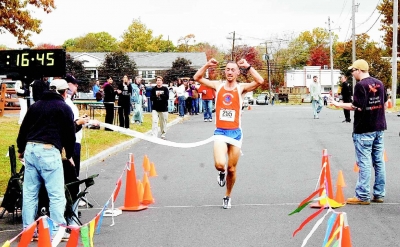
[
  {"xmin": 23, "ymin": 143, "xmax": 66, "ymax": 236},
  {"xmin": 178, "ymin": 96, "xmax": 185, "ymax": 117},
  {"xmin": 352, "ymin": 131, "xmax": 386, "ymax": 201}
]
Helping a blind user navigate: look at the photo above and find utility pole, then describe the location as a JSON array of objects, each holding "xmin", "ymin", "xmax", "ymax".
[
  {"xmin": 261, "ymin": 41, "xmax": 272, "ymax": 96},
  {"xmin": 227, "ymin": 31, "xmax": 241, "ymax": 61},
  {"xmin": 328, "ymin": 17, "xmax": 334, "ymax": 97},
  {"xmin": 351, "ymin": 0, "xmax": 358, "ymax": 94},
  {"xmin": 391, "ymin": 0, "xmax": 398, "ymax": 107}
]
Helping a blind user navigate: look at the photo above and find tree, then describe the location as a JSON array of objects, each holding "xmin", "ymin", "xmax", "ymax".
[
  {"xmin": 192, "ymin": 42, "xmax": 224, "ymax": 80},
  {"xmin": 65, "ymin": 53, "xmax": 92, "ymax": 92},
  {"xmin": 62, "ymin": 38, "xmax": 77, "ymax": 50},
  {"xmin": 120, "ymin": 19, "xmax": 173, "ymax": 52},
  {"xmin": 97, "ymin": 51, "xmax": 136, "ymax": 82},
  {"xmin": 307, "ymin": 45, "xmax": 330, "ymax": 66},
  {"xmin": 0, "ymin": 0, "xmax": 55, "ymax": 47},
  {"xmin": 177, "ymin": 34, "xmax": 196, "ymax": 52},
  {"xmin": 34, "ymin": 43, "xmax": 62, "ymax": 49},
  {"xmin": 65, "ymin": 32, "xmax": 118, "ymax": 52},
  {"xmin": 163, "ymin": 57, "xmax": 197, "ymax": 84},
  {"xmin": 377, "ymin": 0, "xmax": 398, "ymax": 54}
]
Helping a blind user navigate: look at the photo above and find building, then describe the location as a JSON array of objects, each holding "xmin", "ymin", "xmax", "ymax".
[
  {"xmin": 69, "ymin": 52, "xmax": 207, "ymax": 83},
  {"xmin": 284, "ymin": 66, "xmax": 342, "ymax": 95}
]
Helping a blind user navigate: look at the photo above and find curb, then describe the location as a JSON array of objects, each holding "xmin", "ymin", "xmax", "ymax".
[{"xmin": 80, "ymin": 116, "xmax": 185, "ymax": 169}]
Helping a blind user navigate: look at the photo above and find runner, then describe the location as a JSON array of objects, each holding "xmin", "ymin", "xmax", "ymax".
[{"xmin": 193, "ymin": 58, "xmax": 264, "ymax": 209}]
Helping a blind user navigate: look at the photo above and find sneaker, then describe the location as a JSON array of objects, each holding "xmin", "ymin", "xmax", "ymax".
[
  {"xmin": 371, "ymin": 197, "xmax": 384, "ymax": 203},
  {"xmin": 217, "ymin": 171, "xmax": 226, "ymax": 187},
  {"xmin": 346, "ymin": 197, "xmax": 370, "ymax": 205},
  {"xmin": 31, "ymin": 233, "xmax": 39, "ymax": 241},
  {"xmin": 209, "ymin": 119, "xmax": 213, "ymax": 122},
  {"xmin": 204, "ymin": 119, "xmax": 207, "ymax": 122},
  {"xmin": 222, "ymin": 196, "xmax": 231, "ymax": 209},
  {"xmin": 61, "ymin": 232, "xmax": 70, "ymax": 242}
]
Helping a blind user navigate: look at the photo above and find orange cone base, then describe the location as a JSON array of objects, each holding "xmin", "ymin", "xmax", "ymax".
[
  {"xmin": 142, "ymin": 199, "xmax": 155, "ymax": 205},
  {"xmin": 309, "ymin": 202, "xmax": 343, "ymax": 209},
  {"xmin": 119, "ymin": 205, "xmax": 148, "ymax": 211}
]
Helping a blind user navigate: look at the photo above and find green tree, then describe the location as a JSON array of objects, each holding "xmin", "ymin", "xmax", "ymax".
[
  {"xmin": 65, "ymin": 53, "xmax": 92, "ymax": 92},
  {"xmin": 176, "ymin": 34, "xmax": 196, "ymax": 52},
  {"xmin": 0, "ymin": 0, "xmax": 55, "ymax": 47},
  {"xmin": 163, "ymin": 57, "xmax": 197, "ymax": 84},
  {"xmin": 65, "ymin": 32, "xmax": 118, "ymax": 52},
  {"xmin": 97, "ymin": 51, "xmax": 136, "ymax": 81}
]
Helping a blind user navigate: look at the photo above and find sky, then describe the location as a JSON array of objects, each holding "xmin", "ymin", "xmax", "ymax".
[{"xmin": 0, "ymin": 0, "xmax": 385, "ymax": 50}]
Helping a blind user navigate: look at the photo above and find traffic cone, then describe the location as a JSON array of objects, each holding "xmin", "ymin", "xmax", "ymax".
[
  {"xmin": 37, "ymin": 217, "xmax": 51, "ymax": 247},
  {"xmin": 383, "ymin": 150, "xmax": 388, "ymax": 162},
  {"xmin": 353, "ymin": 162, "xmax": 359, "ymax": 173},
  {"xmin": 248, "ymin": 105, "xmax": 252, "ymax": 110},
  {"xmin": 335, "ymin": 185, "xmax": 345, "ymax": 204},
  {"xmin": 119, "ymin": 153, "xmax": 147, "ymax": 211},
  {"xmin": 149, "ymin": 162, "xmax": 158, "ymax": 177},
  {"xmin": 18, "ymin": 221, "xmax": 37, "ymax": 246},
  {"xmin": 143, "ymin": 155, "xmax": 150, "ymax": 173},
  {"xmin": 336, "ymin": 170, "xmax": 346, "ymax": 187},
  {"xmin": 341, "ymin": 213, "xmax": 352, "ymax": 247},
  {"xmin": 142, "ymin": 172, "xmax": 149, "ymax": 187},
  {"xmin": 388, "ymin": 100, "xmax": 392, "ymax": 108},
  {"xmin": 142, "ymin": 180, "xmax": 155, "ymax": 205},
  {"xmin": 310, "ymin": 149, "xmax": 334, "ymax": 208},
  {"xmin": 137, "ymin": 180, "xmax": 144, "ymax": 203}
]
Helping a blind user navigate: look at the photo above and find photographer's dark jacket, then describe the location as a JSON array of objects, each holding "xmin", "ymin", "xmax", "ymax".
[
  {"xmin": 17, "ymin": 91, "xmax": 76, "ymax": 159},
  {"xmin": 150, "ymin": 86, "xmax": 169, "ymax": 112}
]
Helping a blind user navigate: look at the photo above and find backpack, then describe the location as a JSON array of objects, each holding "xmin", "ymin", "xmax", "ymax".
[
  {"xmin": 95, "ymin": 91, "xmax": 103, "ymax": 101},
  {"xmin": 31, "ymin": 79, "xmax": 49, "ymax": 101}
]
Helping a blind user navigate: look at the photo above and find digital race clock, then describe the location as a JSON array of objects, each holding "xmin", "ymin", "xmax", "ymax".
[{"xmin": 0, "ymin": 49, "xmax": 66, "ymax": 78}]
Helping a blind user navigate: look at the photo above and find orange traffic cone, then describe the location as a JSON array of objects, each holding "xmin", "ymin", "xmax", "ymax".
[
  {"xmin": 310, "ymin": 149, "xmax": 334, "ymax": 208},
  {"xmin": 142, "ymin": 180, "xmax": 155, "ymax": 205},
  {"xmin": 142, "ymin": 172, "xmax": 149, "ymax": 187},
  {"xmin": 66, "ymin": 227, "xmax": 80, "ymax": 247},
  {"xmin": 119, "ymin": 153, "xmax": 147, "ymax": 211},
  {"xmin": 18, "ymin": 221, "xmax": 37, "ymax": 246},
  {"xmin": 149, "ymin": 162, "xmax": 158, "ymax": 177},
  {"xmin": 353, "ymin": 162, "xmax": 359, "ymax": 173},
  {"xmin": 248, "ymin": 105, "xmax": 252, "ymax": 110},
  {"xmin": 388, "ymin": 100, "xmax": 392, "ymax": 108},
  {"xmin": 137, "ymin": 180, "xmax": 144, "ymax": 203},
  {"xmin": 37, "ymin": 217, "xmax": 51, "ymax": 247},
  {"xmin": 335, "ymin": 185, "xmax": 345, "ymax": 204},
  {"xmin": 383, "ymin": 150, "xmax": 388, "ymax": 162},
  {"xmin": 341, "ymin": 213, "xmax": 352, "ymax": 247},
  {"xmin": 143, "ymin": 155, "xmax": 150, "ymax": 173},
  {"xmin": 336, "ymin": 170, "xmax": 346, "ymax": 188}
]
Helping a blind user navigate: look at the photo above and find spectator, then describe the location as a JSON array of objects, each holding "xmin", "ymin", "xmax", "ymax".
[
  {"xmin": 103, "ymin": 76, "xmax": 117, "ymax": 131},
  {"xmin": 117, "ymin": 75, "xmax": 132, "ymax": 129},
  {"xmin": 131, "ymin": 76, "xmax": 144, "ymax": 124},
  {"xmin": 176, "ymin": 79, "xmax": 186, "ymax": 117},
  {"xmin": 15, "ymin": 80, "xmax": 28, "ymax": 124},
  {"xmin": 150, "ymin": 76, "xmax": 169, "ymax": 139},
  {"xmin": 340, "ymin": 74, "xmax": 352, "ymax": 123},
  {"xmin": 190, "ymin": 79, "xmax": 199, "ymax": 115},
  {"xmin": 168, "ymin": 82, "xmax": 176, "ymax": 113},
  {"xmin": 198, "ymin": 84, "xmax": 215, "ymax": 122},
  {"xmin": 17, "ymin": 79, "xmax": 75, "ymax": 239},
  {"xmin": 30, "ymin": 77, "xmax": 49, "ymax": 103},
  {"xmin": 310, "ymin": 75, "xmax": 322, "ymax": 119},
  {"xmin": 92, "ymin": 80, "xmax": 100, "ymax": 98}
]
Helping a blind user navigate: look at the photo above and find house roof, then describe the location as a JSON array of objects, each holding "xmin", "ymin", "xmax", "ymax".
[{"xmin": 69, "ymin": 52, "xmax": 207, "ymax": 69}]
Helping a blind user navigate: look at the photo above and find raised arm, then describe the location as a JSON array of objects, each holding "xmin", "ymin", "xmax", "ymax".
[
  {"xmin": 238, "ymin": 59, "xmax": 264, "ymax": 94},
  {"xmin": 193, "ymin": 58, "xmax": 220, "ymax": 90}
]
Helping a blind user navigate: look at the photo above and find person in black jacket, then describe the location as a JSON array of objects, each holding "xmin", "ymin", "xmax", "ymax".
[
  {"xmin": 340, "ymin": 74, "xmax": 352, "ymax": 123},
  {"xmin": 103, "ymin": 76, "xmax": 118, "ymax": 131},
  {"xmin": 150, "ymin": 76, "xmax": 169, "ymax": 139},
  {"xmin": 17, "ymin": 79, "xmax": 75, "ymax": 239},
  {"xmin": 117, "ymin": 75, "xmax": 133, "ymax": 128}
]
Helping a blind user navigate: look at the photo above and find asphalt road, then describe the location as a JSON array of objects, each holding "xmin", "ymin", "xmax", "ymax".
[{"xmin": 1, "ymin": 104, "xmax": 400, "ymax": 246}]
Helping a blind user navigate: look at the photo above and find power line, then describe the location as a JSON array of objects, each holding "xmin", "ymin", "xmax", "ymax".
[{"xmin": 356, "ymin": 0, "xmax": 382, "ymax": 27}]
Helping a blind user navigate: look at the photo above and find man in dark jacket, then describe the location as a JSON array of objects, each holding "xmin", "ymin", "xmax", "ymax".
[
  {"xmin": 103, "ymin": 76, "xmax": 118, "ymax": 131},
  {"xmin": 150, "ymin": 76, "xmax": 169, "ymax": 139},
  {"xmin": 340, "ymin": 74, "xmax": 352, "ymax": 123},
  {"xmin": 17, "ymin": 79, "xmax": 76, "ymax": 238}
]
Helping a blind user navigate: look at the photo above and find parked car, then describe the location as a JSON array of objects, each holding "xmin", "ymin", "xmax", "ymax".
[
  {"xmin": 256, "ymin": 94, "xmax": 268, "ymax": 105},
  {"xmin": 242, "ymin": 97, "xmax": 249, "ymax": 110}
]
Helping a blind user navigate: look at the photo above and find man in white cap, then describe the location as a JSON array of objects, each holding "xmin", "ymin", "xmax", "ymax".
[
  {"xmin": 17, "ymin": 79, "xmax": 76, "ymax": 239},
  {"xmin": 330, "ymin": 59, "xmax": 388, "ymax": 205}
]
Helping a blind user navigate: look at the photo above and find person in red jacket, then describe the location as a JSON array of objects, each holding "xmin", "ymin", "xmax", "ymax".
[{"xmin": 198, "ymin": 84, "xmax": 215, "ymax": 122}]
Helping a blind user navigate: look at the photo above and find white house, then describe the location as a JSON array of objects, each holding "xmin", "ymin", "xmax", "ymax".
[
  {"xmin": 284, "ymin": 66, "xmax": 342, "ymax": 95},
  {"xmin": 69, "ymin": 52, "xmax": 207, "ymax": 83}
]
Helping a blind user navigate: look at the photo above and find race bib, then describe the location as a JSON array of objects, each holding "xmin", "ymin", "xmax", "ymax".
[{"xmin": 219, "ymin": 109, "xmax": 235, "ymax": 122}]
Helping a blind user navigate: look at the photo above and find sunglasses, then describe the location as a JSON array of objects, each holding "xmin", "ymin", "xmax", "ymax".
[{"xmin": 351, "ymin": 69, "xmax": 359, "ymax": 72}]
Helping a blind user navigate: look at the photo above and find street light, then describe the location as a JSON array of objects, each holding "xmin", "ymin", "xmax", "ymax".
[{"xmin": 227, "ymin": 31, "xmax": 241, "ymax": 61}]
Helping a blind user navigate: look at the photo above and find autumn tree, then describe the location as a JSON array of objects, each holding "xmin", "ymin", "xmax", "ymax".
[
  {"xmin": 34, "ymin": 43, "xmax": 62, "ymax": 49},
  {"xmin": 377, "ymin": 0, "xmax": 398, "ymax": 54},
  {"xmin": 65, "ymin": 53, "xmax": 92, "ymax": 92},
  {"xmin": 163, "ymin": 57, "xmax": 197, "ymax": 84},
  {"xmin": 307, "ymin": 45, "xmax": 330, "ymax": 66},
  {"xmin": 192, "ymin": 42, "xmax": 224, "ymax": 80},
  {"xmin": 0, "ymin": 0, "xmax": 55, "ymax": 47},
  {"xmin": 65, "ymin": 32, "xmax": 118, "ymax": 52},
  {"xmin": 177, "ymin": 34, "xmax": 196, "ymax": 52},
  {"xmin": 97, "ymin": 51, "xmax": 136, "ymax": 82}
]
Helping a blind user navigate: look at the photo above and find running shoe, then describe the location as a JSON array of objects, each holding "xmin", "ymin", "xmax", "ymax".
[
  {"xmin": 217, "ymin": 171, "xmax": 226, "ymax": 187},
  {"xmin": 222, "ymin": 196, "xmax": 231, "ymax": 209}
]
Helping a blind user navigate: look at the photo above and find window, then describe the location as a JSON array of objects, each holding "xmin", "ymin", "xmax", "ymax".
[
  {"xmin": 307, "ymin": 74, "xmax": 311, "ymax": 79},
  {"xmin": 141, "ymin": 70, "xmax": 154, "ymax": 79}
]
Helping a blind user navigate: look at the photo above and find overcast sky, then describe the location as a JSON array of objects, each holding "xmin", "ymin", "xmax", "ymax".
[{"xmin": 0, "ymin": 0, "xmax": 385, "ymax": 50}]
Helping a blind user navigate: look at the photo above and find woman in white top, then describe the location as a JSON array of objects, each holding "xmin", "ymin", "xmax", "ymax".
[{"xmin": 14, "ymin": 80, "xmax": 28, "ymax": 125}]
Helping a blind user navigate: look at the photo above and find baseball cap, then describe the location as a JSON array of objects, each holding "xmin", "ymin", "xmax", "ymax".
[
  {"xmin": 348, "ymin": 59, "xmax": 369, "ymax": 71},
  {"xmin": 65, "ymin": 74, "xmax": 80, "ymax": 84},
  {"xmin": 49, "ymin": 79, "xmax": 69, "ymax": 91}
]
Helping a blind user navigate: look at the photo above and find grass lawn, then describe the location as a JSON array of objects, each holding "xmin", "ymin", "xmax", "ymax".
[{"xmin": 0, "ymin": 110, "xmax": 177, "ymax": 196}]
